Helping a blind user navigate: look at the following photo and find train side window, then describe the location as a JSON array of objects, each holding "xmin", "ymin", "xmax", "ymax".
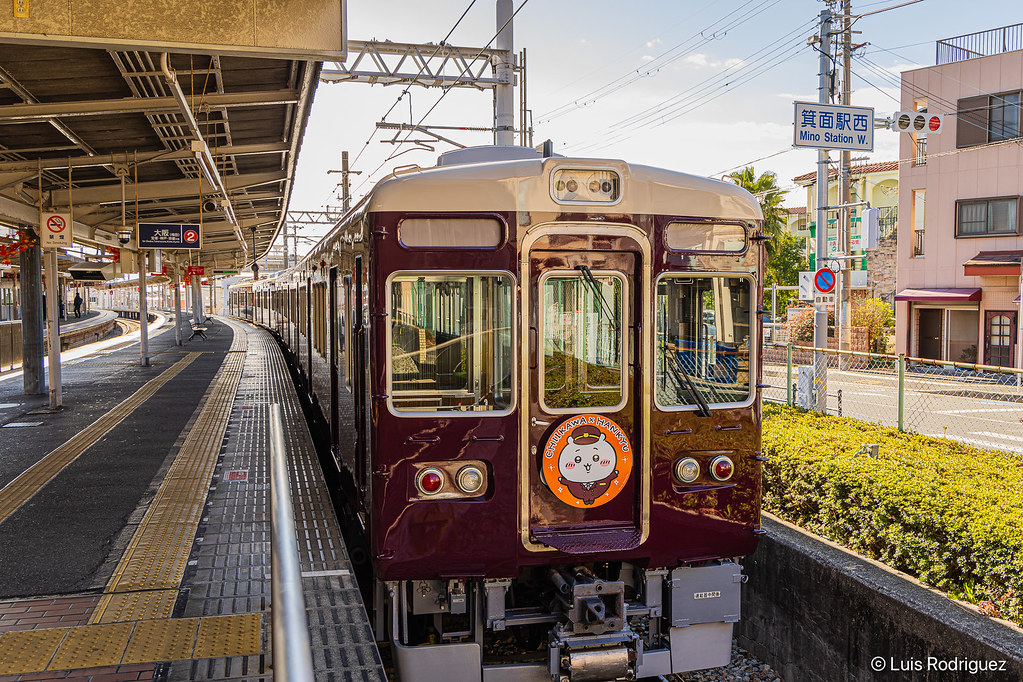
[
  {"xmin": 387, "ymin": 272, "xmax": 514, "ymax": 415},
  {"xmin": 655, "ymin": 274, "xmax": 753, "ymax": 410},
  {"xmin": 540, "ymin": 271, "xmax": 626, "ymax": 412},
  {"xmin": 664, "ymin": 221, "xmax": 747, "ymax": 253}
]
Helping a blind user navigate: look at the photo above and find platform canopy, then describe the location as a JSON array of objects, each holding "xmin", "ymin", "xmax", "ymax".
[{"xmin": 0, "ymin": 0, "xmax": 344, "ymax": 271}]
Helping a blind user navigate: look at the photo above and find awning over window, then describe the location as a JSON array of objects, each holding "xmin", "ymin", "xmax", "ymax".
[
  {"xmin": 962, "ymin": 250, "xmax": 1023, "ymax": 276},
  {"xmin": 894, "ymin": 288, "xmax": 982, "ymax": 302}
]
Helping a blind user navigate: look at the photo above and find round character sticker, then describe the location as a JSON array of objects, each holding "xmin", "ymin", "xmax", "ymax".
[{"xmin": 540, "ymin": 414, "xmax": 633, "ymax": 508}]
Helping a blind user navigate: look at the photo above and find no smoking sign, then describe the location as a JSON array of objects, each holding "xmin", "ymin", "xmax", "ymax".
[{"xmin": 41, "ymin": 212, "xmax": 72, "ymax": 248}]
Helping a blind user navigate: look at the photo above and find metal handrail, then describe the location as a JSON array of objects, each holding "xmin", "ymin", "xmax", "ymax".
[{"xmin": 269, "ymin": 403, "xmax": 315, "ymax": 682}]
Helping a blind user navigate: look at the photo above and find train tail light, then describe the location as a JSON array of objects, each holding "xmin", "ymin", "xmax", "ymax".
[
  {"xmin": 710, "ymin": 456, "xmax": 734, "ymax": 482},
  {"xmin": 416, "ymin": 467, "xmax": 444, "ymax": 495},
  {"xmin": 674, "ymin": 457, "xmax": 700, "ymax": 483},
  {"xmin": 456, "ymin": 465, "xmax": 485, "ymax": 495}
]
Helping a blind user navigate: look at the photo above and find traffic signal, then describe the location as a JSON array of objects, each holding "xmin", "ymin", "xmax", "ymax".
[{"xmin": 893, "ymin": 111, "xmax": 943, "ymax": 134}]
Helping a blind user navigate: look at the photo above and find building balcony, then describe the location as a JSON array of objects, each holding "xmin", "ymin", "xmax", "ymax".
[{"xmin": 937, "ymin": 23, "xmax": 1023, "ymax": 65}]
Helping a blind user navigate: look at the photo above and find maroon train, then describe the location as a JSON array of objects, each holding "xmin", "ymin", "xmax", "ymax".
[{"xmin": 233, "ymin": 146, "xmax": 766, "ymax": 681}]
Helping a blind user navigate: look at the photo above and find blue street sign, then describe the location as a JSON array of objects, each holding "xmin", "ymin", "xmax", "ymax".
[
  {"xmin": 138, "ymin": 223, "xmax": 202, "ymax": 250},
  {"xmin": 794, "ymin": 101, "xmax": 874, "ymax": 152},
  {"xmin": 814, "ymin": 268, "xmax": 836, "ymax": 294}
]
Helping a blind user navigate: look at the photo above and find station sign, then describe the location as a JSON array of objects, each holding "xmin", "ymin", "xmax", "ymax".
[
  {"xmin": 41, "ymin": 212, "xmax": 72, "ymax": 248},
  {"xmin": 187, "ymin": 266, "xmax": 205, "ymax": 276},
  {"xmin": 793, "ymin": 101, "xmax": 874, "ymax": 152},
  {"xmin": 138, "ymin": 223, "xmax": 202, "ymax": 250}
]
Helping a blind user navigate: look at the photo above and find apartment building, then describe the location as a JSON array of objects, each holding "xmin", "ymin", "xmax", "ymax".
[{"xmin": 896, "ymin": 24, "xmax": 1023, "ymax": 368}]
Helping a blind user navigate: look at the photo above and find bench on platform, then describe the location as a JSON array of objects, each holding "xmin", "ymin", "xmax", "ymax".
[{"xmin": 188, "ymin": 321, "xmax": 208, "ymax": 341}]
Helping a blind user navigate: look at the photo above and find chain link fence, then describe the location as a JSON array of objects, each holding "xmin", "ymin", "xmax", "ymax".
[{"xmin": 763, "ymin": 343, "xmax": 1023, "ymax": 454}]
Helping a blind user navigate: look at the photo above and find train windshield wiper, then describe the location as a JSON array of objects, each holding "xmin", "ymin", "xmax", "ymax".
[
  {"xmin": 663, "ymin": 347, "xmax": 712, "ymax": 417},
  {"xmin": 574, "ymin": 265, "xmax": 619, "ymax": 333}
]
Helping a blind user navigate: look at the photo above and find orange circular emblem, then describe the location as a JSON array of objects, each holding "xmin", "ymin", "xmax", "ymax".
[{"xmin": 540, "ymin": 414, "xmax": 632, "ymax": 508}]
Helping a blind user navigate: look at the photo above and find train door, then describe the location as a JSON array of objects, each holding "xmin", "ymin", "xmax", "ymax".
[
  {"xmin": 525, "ymin": 238, "xmax": 645, "ymax": 553},
  {"xmin": 328, "ymin": 266, "xmax": 340, "ymax": 450}
]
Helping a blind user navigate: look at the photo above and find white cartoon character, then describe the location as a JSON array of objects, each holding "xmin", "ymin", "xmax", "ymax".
[{"xmin": 557, "ymin": 425, "xmax": 619, "ymax": 505}]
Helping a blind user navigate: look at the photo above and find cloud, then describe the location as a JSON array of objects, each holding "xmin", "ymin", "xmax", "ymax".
[
  {"xmin": 641, "ymin": 55, "xmax": 655, "ymax": 62},
  {"xmin": 682, "ymin": 53, "xmax": 743, "ymax": 69},
  {"xmin": 646, "ymin": 38, "xmax": 662, "ymax": 49}
]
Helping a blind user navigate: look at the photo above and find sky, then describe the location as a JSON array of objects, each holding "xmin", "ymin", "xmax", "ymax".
[{"xmin": 286, "ymin": 0, "xmax": 1023, "ymax": 247}]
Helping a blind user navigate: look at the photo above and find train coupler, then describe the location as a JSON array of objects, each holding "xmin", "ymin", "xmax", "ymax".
[{"xmin": 548, "ymin": 628, "xmax": 640, "ymax": 682}]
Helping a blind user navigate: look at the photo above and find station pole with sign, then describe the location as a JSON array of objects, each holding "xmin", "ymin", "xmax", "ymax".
[{"xmin": 40, "ymin": 211, "xmax": 70, "ymax": 409}]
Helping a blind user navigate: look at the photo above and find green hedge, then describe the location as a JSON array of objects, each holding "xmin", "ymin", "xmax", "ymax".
[{"xmin": 762, "ymin": 403, "xmax": 1023, "ymax": 625}]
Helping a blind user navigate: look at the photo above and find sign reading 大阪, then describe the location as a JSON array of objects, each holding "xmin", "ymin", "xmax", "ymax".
[
  {"xmin": 40, "ymin": 212, "xmax": 72, "ymax": 248},
  {"xmin": 793, "ymin": 101, "xmax": 874, "ymax": 152},
  {"xmin": 138, "ymin": 223, "xmax": 202, "ymax": 250}
]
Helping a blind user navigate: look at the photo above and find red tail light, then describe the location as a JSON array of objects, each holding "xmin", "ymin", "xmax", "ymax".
[
  {"xmin": 416, "ymin": 468, "xmax": 444, "ymax": 495},
  {"xmin": 710, "ymin": 456, "xmax": 734, "ymax": 481}
]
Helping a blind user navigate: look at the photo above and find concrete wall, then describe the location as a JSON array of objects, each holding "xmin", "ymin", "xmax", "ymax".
[{"xmin": 738, "ymin": 513, "xmax": 1023, "ymax": 681}]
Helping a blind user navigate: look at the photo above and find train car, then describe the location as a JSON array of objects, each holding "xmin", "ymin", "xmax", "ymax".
[{"xmin": 240, "ymin": 145, "xmax": 766, "ymax": 681}]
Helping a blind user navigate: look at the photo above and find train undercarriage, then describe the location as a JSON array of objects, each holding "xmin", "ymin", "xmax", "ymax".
[{"xmin": 377, "ymin": 560, "xmax": 744, "ymax": 682}]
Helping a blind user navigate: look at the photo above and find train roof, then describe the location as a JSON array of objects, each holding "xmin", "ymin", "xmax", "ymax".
[{"xmin": 364, "ymin": 149, "xmax": 763, "ymax": 222}]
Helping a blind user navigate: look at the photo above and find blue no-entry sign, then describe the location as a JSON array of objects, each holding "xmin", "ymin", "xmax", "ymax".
[{"xmin": 814, "ymin": 268, "xmax": 837, "ymax": 294}]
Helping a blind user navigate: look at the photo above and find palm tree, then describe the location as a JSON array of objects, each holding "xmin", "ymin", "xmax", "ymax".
[{"xmin": 725, "ymin": 166, "xmax": 786, "ymax": 256}]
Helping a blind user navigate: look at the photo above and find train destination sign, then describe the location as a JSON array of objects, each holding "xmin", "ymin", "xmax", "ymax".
[
  {"xmin": 138, "ymin": 223, "xmax": 202, "ymax": 250},
  {"xmin": 793, "ymin": 101, "xmax": 874, "ymax": 152}
]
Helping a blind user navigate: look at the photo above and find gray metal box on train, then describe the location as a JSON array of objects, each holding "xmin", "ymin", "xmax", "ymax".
[{"xmin": 666, "ymin": 562, "xmax": 742, "ymax": 627}]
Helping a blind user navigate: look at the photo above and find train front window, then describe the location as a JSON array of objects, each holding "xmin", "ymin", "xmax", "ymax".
[
  {"xmin": 541, "ymin": 272, "xmax": 626, "ymax": 411},
  {"xmin": 655, "ymin": 275, "xmax": 753, "ymax": 409},
  {"xmin": 389, "ymin": 273, "xmax": 513, "ymax": 414}
]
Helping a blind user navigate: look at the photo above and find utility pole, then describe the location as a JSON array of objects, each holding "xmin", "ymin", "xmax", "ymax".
[
  {"xmin": 494, "ymin": 0, "xmax": 515, "ymax": 146},
  {"xmin": 814, "ymin": 7, "xmax": 834, "ymax": 412},
  {"xmin": 840, "ymin": 0, "xmax": 853, "ymax": 353}
]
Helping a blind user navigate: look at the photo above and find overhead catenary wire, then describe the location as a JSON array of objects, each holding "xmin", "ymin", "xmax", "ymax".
[{"xmin": 352, "ymin": 0, "xmax": 532, "ymax": 197}]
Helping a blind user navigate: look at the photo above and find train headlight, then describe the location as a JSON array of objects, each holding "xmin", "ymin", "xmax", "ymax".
[
  {"xmin": 416, "ymin": 467, "xmax": 445, "ymax": 495},
  {"xmin": 710, "ymin": 456, "xmax": 734, "ymax": 482},
  {"xmin": 551, "ymin": 168, "xmax": 622, "ymax": 204},
  {"xmin": 455, "ymin": 465, "xmax": 485, "ymax": 495},
  {"xmin": 674, "ymin": 457, "xmax": 700, "ymax": 483}
]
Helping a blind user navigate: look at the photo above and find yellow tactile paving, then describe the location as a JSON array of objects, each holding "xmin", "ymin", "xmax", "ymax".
[
  {"xmin": 121, "ymin": 617, "xmax": 199, "ymax": 664},
  {"xmin": 99, "ymin": 351, "xmax": 245, "ymax": 607},
  {"xmin": 193, "ymin": 613, "xmax": 262, "ymax": 659},
  {"xmin": 0, "ymin": 627, "xmax": 67, "ymax": 674},
  {"xmin": 0, "ymin": 352, "xmax": 200, "ymax": 525},
  {"xmin": 48, "ymin": 621, "xmax": 133, "ymax": 671},
  {"xmin": 92, "ymin": 589, "xmax": 179, "ymax": 624},
  {"xmin": 0, "ymin": 614, "xmax": 263, "ymax": 674}
]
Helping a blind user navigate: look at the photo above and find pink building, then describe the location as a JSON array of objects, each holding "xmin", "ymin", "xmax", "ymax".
[{"xmin": 896, "ymin": 24, "xmax": 1023, "ymax": 368}]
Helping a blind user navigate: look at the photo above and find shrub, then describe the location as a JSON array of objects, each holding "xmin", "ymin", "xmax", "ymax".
[
  {"xmin": 851, "ymin": 298, "xmax": 894, "ymax": 353},
  {"xmin": 788, "ymin": 307, "xmax": 834, "ymax": 343},
  {"xmin": 762, "ymin": 403, "xmax": 1023, "ymax": 625}
]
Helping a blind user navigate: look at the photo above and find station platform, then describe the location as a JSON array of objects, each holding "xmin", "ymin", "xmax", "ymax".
[{"xmin": 0, "ymin": 316, "xmax": 384, "ymax": 680}]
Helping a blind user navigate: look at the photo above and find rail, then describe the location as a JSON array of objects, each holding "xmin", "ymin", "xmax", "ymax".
[
  {"xmin": 937, "ymin": 22, "xmax": 1023, "ymax": 64},
  {"xmin": 269, "ymin": 403, "xmax": 315, "ymax": 682}
]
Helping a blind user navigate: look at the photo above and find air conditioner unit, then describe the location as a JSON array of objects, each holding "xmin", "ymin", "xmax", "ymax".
[{"xmin": 69, "ymin": 261, "xmax": 116, "ymax": 282}]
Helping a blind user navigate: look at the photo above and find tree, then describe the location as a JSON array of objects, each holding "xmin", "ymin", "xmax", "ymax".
[
  {"xmin": 726, "ymin": 166, "xmax": 786, "ymax": 257},
  {"xmin": 727, "ymin": 166, "xmax": 807, "ymax": 310}
]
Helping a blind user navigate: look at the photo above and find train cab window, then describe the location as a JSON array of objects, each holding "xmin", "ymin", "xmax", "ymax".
[
  {"xmin": 388, "ymin": 273, "xmax": 513, "ymax": 414},
  {"xmin": 655, "ymin": 275, "xmax": 753, "ymax": 409},
  {"xmin": 540, "ymin": 272, "xmax": 626, "ymax": 411},
  {"xmin": 664, "ymin": 221, "xmax": 747, "ymax": 253}
]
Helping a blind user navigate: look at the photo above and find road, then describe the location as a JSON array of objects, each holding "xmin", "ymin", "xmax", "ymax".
[{"xmin": 763, "ymin": 361, "xmax": 1023, "ymax": 455}]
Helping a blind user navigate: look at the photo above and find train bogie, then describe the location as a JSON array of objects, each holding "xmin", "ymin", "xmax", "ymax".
[{"xmin": 236, "ymin": 145, "xmax": 765, "ymax": 680}]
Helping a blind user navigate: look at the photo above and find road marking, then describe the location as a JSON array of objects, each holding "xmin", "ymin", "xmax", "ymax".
[
  {"xmin": 936, "ymin": 408, "xmax": 1023, "ymax": 414},
  {"xmin": 970, "ymin": 431, "xmax": 1023, "ymax": 443},
  {"xmin": 0, "ymin": 353, "xmax": 200, "ymax": 526}
]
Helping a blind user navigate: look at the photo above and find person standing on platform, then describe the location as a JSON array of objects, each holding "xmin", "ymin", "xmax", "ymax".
[
  {"xmin": 73, "ymin": 291, "xmax": 82, "ymax": 318},
  {"xmin": 59, "ymin": 296, "xmax": 65, "ymax": 320}
]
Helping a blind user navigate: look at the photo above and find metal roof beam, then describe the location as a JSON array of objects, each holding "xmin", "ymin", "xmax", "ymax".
[
  {"xmin": 320, "ymin": 40, "xmax": 507, "ymax": 89},
  {"xmin": 0, "ymin": 89, "xmax": 300, "ymax": 122},
  {"xmin": 0, "ymin": 142, "xmax": 290, "ymax": 173},
  {"xmin": 47, "ymin": 170, "xmax": 287, "ymax": 206}
]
